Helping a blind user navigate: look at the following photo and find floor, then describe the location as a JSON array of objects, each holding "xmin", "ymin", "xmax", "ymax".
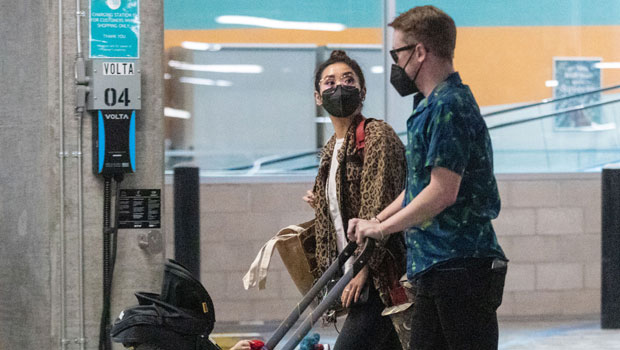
[{"xmin": 211, "ymin": 317, "xmax": 620, "ymax": 350}]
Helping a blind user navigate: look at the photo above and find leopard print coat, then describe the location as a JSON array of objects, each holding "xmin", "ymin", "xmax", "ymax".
[{"xmin": 311, "ymin": 114, "xmax": 408, "ymax": 307}]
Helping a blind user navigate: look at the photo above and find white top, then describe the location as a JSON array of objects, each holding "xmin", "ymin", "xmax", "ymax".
[{"xmin": 326, "ymin": 138, "xmax": 353, "ymax": 273}]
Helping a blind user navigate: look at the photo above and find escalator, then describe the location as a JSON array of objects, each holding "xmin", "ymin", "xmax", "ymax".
[{"xmin": 165, "ymin": 84, "xmax": 620, "ymax": 176}]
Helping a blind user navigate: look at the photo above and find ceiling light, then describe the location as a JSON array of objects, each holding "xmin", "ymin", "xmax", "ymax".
[
  {"xmin": 371, "ymin": 66, "xmax": 384, "ymax": 74},
  {"xmin": 168, "ymin": 60, "xmax": 263, "ymax": 73},
  {"xmin": 181, "ymin": 41, "xmax": 222, "ymax": 51},
  {"xmin": 179, "ymin": 76, "xmax": 233, "ymax": 87},
  {"xmin": 215, "ymin": 15, "xmax": 346, "ymax": 31},
  {"xmin": 545, "ymin": 80, "xmax": 559, "ymax": 87},
  {"xmin": 164, "ymin": 107, "xmax": 191, "ymax": 119}
]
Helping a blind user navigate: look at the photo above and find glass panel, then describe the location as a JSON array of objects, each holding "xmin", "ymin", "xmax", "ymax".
[
  {"xmin": 164, "ymin": 1, "xmax": 620, "ymax": 176},
  {"xmin": 166, "ymin": 45, "xmax": 317, "ymax": 173},
  {"xmin": 164, "ymin": 1, "xmax": 386, "ymax": 176},
  {"xmin": 487, "ymin": 87, "xmax": 620, "ymax": 172},
  {"xmin": 393, "ymin": 0, "xmax": 620, "ymax": 173}
]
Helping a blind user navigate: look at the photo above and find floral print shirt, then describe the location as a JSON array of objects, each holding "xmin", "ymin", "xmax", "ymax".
[{"xmin": 403, "ymin": 72, "xmax": 506, "ymax": 279}]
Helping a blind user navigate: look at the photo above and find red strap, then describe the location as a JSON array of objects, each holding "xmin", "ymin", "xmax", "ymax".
[{"xmin": 355, "ymin": 118, "xmax": 367, "ymax": 158}]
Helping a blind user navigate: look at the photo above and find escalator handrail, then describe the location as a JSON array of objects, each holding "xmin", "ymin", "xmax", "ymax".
[
  {"xmin": 488, "ymin": 97, "xmax": 620, "ymax": 130},
  {"xmin": 483, "ymin": 83, "xmax": 620, "ymax": 118},
  {"xmin": 226, "ymin": 149, "xmax": 320, "ymax": 172},
  {"xmin": 166, "ymin": 86, "xmax": 620, "ymax": 174}
]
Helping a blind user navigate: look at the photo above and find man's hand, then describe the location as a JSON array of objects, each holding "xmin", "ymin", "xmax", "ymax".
[{"xmin": 347, "ymin": 218, "xmax": 383, "ymax": 245}]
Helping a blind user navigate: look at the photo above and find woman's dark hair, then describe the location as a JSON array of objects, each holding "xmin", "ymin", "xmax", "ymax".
[{"xmin": 314, "ymin": 50, "xmax": 366, "ymax": 93}]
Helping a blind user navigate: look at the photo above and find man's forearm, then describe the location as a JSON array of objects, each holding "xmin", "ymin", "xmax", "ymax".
[
  {"xmin": 381, "ymin": 184, "xmax": 450, "ymax": 234},
  {"xmin": 381, "ymin": 167, "xmax": 461, "ymax": 235},
  {"xmin": 375, "ymin": 190, "xmax": 405, "ymax": 222}
]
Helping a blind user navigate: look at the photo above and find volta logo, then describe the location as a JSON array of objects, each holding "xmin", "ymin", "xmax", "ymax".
[{"xmin": 104, "ymin": 113, "xmax": 129, "ymax": 120}]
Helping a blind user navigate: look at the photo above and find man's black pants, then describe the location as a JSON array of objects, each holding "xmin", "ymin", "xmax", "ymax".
[{"xmin": 409, "ymin": 258, "xmax": 507, "ymax": 350}]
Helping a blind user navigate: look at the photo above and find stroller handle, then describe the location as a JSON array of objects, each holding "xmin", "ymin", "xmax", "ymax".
[{"xmin": 264, "ymin": 238, "xmax": 376, "ymax": 350}]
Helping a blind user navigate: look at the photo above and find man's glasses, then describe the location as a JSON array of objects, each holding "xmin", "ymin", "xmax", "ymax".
[{"xmin": 390, "ymin": 43, "xmax": 417, "ymax": 63}]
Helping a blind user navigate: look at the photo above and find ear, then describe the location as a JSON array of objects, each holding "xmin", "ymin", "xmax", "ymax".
[
  {"xmin": 314, "ymin": 90, "xmax": 322, "ymax": 106},
  {"xmin": 416, "ymin": 43, "xmax": 428, "ymax": 62},
  {"xmin": 360, "ymin": 87, "xmax": 367, "ymax": 101}
]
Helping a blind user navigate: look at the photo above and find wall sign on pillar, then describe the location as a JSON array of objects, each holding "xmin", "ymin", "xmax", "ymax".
[{"xmin": 90, "ymin": 0, "xmax": 140, "ymax": 59}]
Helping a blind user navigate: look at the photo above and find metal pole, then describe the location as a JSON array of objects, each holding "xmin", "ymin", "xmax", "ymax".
[
  {"xmin": 74, "ymin": 0, "xmax": 87, "ymax": 347},
  {"xmin": 173, "ymin": 166, "xmax": 201, "ymax": 279},
  {"xmin": 383, "ymin": 0, "xmax": 396, "ymax": 124},
  {"xmin": 58, "ymin": 0, "xmax": 68, "ymax": 348},
  {"xmin": 601, "ymin": 167, "xmax": 620, "ymax": 329}
]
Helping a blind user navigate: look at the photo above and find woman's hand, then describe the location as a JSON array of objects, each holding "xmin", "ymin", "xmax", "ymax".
[
  {"xmin": 302, "ymin": 190, "xmax": 316, "ymax": 209},
  {"xmin": 341, "ymin": 265, "xmax": 369, "ymax": 308},
  {"xmin": 230, "ymin": 340, "xmax": 264, "ymax": 350}
]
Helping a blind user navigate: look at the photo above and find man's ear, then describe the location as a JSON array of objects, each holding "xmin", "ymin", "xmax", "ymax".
[
  {"xmin": 314, "ymin": 90, "xmax": 322, "ymax": 106},
  {"xmin": 416, "ymin": 43, "xmax": 428, "ymax": 62}
]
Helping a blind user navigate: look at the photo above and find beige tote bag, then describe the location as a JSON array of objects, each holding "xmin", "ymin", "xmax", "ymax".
[{"xmin": 243, "ymin": 219, "xmax": 317, "ymax": 295}]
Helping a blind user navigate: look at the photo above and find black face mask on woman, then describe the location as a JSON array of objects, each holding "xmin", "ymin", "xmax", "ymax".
[
  {"xmin": 321, "ymin": 85, "xmax": 362, "ymax": 118},
  {"xmin": 390, "ymin": 51, "xmax": 423, "ymax": 97}
]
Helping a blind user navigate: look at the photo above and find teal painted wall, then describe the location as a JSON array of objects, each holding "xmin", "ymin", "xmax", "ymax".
[
  {"xmin": 164, "ymin": 0, "xmax": 382, "ymax": 29},
  {"xmin": 396, "ymin": 0, "xmax": 620, "ymax": 27},
  {"xmin": 164, "ymin": 0, "xmax": 620, "ymax": 30}
]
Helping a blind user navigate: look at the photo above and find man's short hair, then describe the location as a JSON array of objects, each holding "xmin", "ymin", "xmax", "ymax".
[{"xmin": 389, "ymin": 5, "xmax": 456, "ymax": 60}]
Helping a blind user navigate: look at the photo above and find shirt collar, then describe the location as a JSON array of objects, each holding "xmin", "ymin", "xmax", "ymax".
[{"xmin": 412, "ymin": 72, "xmax": 462, "ymax": 116}]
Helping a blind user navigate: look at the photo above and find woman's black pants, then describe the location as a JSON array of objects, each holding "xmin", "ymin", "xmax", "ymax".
[{"xmin": 334, "ymin": 286, "xmax": 402, "ymax": 350}]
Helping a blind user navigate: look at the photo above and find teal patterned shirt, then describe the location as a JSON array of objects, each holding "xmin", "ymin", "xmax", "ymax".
[{"xmin": 403, "ymin": 72, "xmax": 506, "ymax": 279}]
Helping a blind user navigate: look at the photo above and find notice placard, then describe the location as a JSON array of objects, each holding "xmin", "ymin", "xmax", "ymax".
[
  {"xmin": 90, "ymin": 0, "xmax": 140, "ymax": 58},
  {"xmin": 553, "ymin": 57, "xmax": 602, "ymax": 129},
  {"xmin": 118, "ymin": 189, "xmax": 160, "ymax": 229}
]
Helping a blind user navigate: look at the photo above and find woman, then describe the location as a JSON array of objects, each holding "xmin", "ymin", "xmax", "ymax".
[{"xmin": 302, "ymin": 50, "xmax": 408, "ymax": 350}]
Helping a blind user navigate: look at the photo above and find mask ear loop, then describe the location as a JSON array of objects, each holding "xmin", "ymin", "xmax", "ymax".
[
  {"xmin": 401, "ymin": 43, "xmax": 418, "ymax": 70},
  {"xmin": 405, "ymin": 44, "xmax": 424, "ymax": 87}
]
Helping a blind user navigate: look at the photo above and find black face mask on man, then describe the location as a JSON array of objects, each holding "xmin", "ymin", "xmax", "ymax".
[
  {"xmin": 390, "ymin": 49, "xmax": 423, "ymax": 97},
  {"xmin": 321, "ymin": 85, "xmax": 362, "ymax": 118}
]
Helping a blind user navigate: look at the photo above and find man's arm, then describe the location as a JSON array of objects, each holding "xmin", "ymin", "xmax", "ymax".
[
  {"xmin": 373, "ymin": 189, "xmax": 405, "ymax": 222},
  {"xmin": 348, "ymin": 166, "xmax": 461, "ymax": 244}
]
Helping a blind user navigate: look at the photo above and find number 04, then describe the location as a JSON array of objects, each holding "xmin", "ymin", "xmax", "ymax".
[{"xmin": 104, "ymin": 88, "xmax": 131, "ymax": 107}]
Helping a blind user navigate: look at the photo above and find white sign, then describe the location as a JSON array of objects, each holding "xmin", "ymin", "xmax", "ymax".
[{"xmin": 103, "ymin": 62, "xmax": 135, "ymax": 75}]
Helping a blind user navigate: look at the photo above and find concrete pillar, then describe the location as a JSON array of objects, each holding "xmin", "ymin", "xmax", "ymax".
[{"xmin": 0, "ymin": 0, "xmax": 166, "ymax": 348}]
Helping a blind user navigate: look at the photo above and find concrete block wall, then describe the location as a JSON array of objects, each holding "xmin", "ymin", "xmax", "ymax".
[
  {"xmin": 494, "ymin": 173, "xmax": 602, "ymax": 318},
  {"xmin": 165, "ymin": 181, "xmax": 316, "ymax": 322},
  {"xmin": 164, "ymin": 173, "xmax": 603, "ymax": 322}
]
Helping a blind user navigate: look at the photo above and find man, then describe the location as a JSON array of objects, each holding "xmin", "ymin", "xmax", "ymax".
[{"xmin": 347, "ymin": 5, "xmax": 508, "ymax": 350}]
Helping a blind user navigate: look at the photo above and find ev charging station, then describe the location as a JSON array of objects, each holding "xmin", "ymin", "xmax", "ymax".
[
  {"xmin": 87, "ymin": 59, "xmax": 141, "ymax": 175},
  {"xmin": 77, "ymin": 1, "xmax": 146, "ymax": 349},
  {"xmin": 87, "ymin": 0, "xmax": 141, "ymax": 176}
]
